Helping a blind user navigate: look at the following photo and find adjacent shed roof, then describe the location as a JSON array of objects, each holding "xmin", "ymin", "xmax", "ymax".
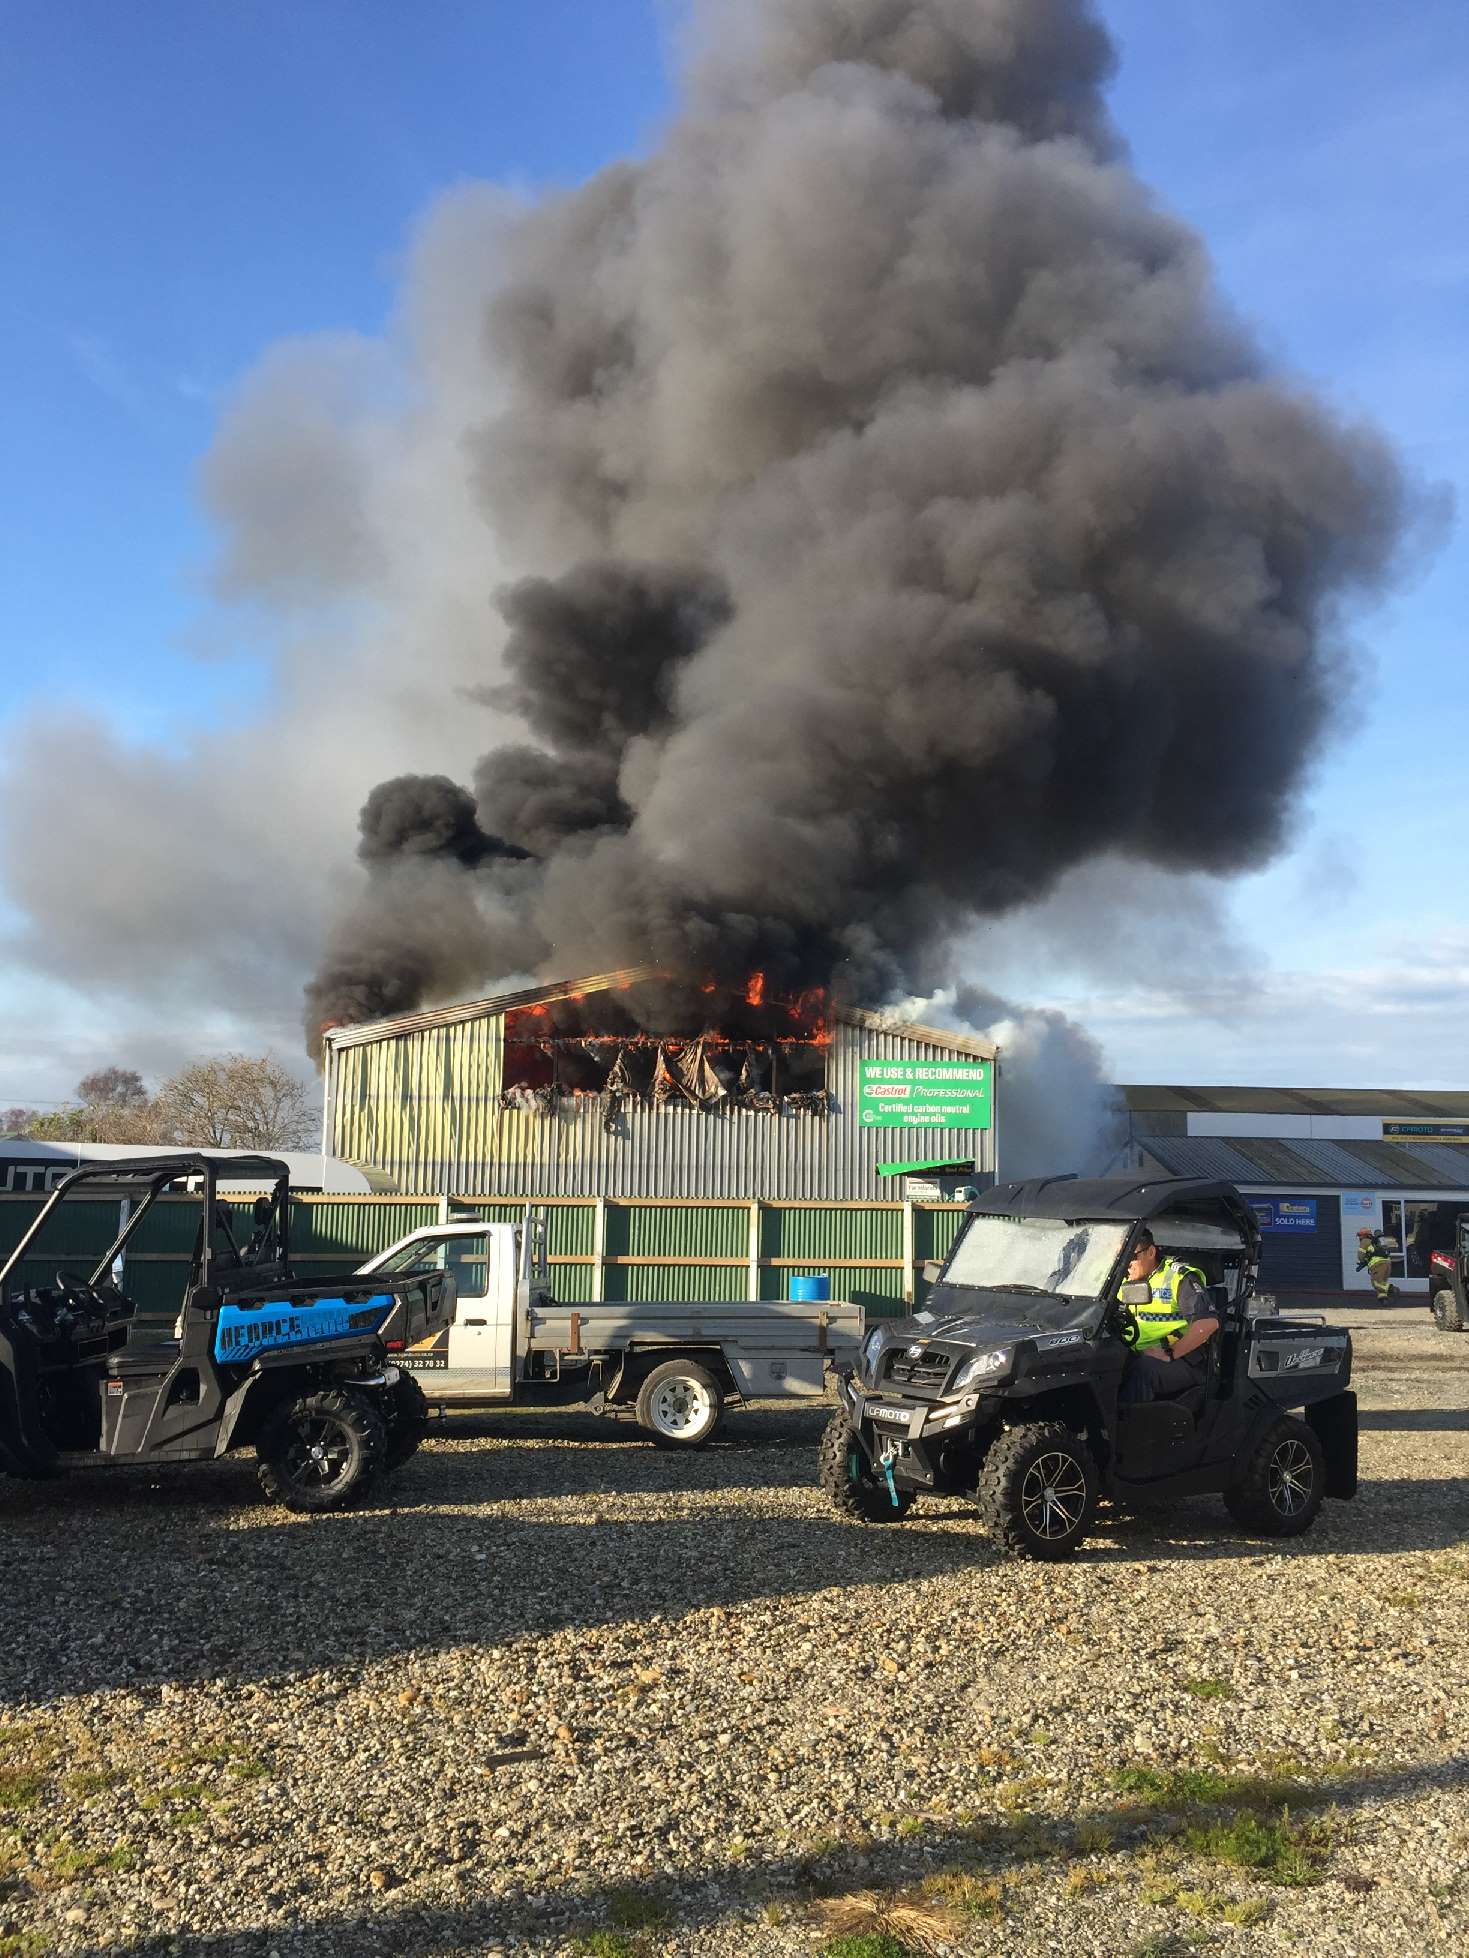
[
  {"xmin": 1139, "ymin": 1134, "xmax": 1469, "ymax": 1192},
  {"xmin": 1123, "ymin": 1084, "xmax": 1469, "ymax": 1118},
  {"xmin": 321, "ymin": 970, "xmax": 997, "ymax": 1060}
]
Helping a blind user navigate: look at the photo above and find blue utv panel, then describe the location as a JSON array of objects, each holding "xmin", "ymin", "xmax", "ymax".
[{"xmin": 214, "ymin": 1293, "xmax": 393, "ymax": 1364}]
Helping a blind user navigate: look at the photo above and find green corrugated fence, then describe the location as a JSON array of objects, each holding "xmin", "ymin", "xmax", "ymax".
[{"xmin": 0, "ymin": 1191, "xmax": 970, "ymax": 1325}]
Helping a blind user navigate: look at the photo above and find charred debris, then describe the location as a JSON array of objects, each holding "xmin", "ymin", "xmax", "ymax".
[{"xmin": 498, "ymin": 977, "xmax": 832, "ymax": 1129}]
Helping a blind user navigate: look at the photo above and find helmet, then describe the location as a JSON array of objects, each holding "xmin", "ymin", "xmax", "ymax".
[{"xmin": 1356, "ymin": 1226, "xmax": 1372, "ymax": 1237}]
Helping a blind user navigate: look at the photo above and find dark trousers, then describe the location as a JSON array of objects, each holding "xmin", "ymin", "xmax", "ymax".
[{"xmin": 1121, "ymin": 1351, "xmax": 1204, "ymax": 1405}]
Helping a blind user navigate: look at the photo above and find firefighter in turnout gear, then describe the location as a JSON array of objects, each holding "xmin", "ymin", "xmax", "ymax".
[
  {"xmin": 1355, "ymin": 1226, "xmax": 1398, "ymax": 1302},
  {"xmin": 1118, "ymin": 1228, "xmax": 1220, "ymax": 1405}
]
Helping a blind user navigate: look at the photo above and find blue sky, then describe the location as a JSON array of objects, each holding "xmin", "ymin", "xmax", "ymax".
[{"xmin": 1, "ymin": 0, "xmax": 1465, "ymax": 1106}]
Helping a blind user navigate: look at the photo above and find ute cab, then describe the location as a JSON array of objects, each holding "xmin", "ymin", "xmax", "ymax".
[{"xmin": 820, "ymin": 1176, "xmax": 1358, "ymax": 1560}]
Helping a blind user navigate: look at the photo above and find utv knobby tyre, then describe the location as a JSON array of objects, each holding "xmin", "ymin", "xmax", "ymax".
[
  {"xmin": 380, "ymin": 1370, "xmax": 430, "ymax": 1470},
  {"xmin": 976, "ymin": 1422, "xmax": 1097, "ymax": 1562},
  {"xmin": 1430, "ymin": 1287, "xmax": 1467, "ymax": 1333},
  {"xmin": 256, "ymin": 1388, "xmax": 385, "ymax": 1513},
  {"xmin": 635, "ymin": 1360, "xmax": 725, "ymax": 1449},
  {"xmin": 817, "ymin": 1409, "xmax": 916, "ymax": 1523},
  {"xmin": 1223, "ymin": 1417, "xmax": 1325, "ymax": 1537}
]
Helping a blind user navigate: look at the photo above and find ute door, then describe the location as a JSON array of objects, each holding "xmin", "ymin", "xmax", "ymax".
[
  {"xmin": 366, "ymin": 1227, "xmax": 510, "ymax": 1395},
  {"xmin": 443, "ymin": 1231, "xmax": 514, "ymax": 1395}
]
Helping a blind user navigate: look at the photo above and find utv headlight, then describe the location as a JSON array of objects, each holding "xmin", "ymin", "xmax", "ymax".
[
  {"xmin": 950, "ymin": 1348, "xmax": 1011, "ymax": 1394},
  {"xmin": 861, "ymin": 1328, "xmax": 886, "ymax": 1383}
]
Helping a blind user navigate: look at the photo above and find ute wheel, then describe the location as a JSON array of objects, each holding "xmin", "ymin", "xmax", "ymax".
[
  {"xmin": 257, "ymin": 1388, "xmax": 385, "ymax": 1513},
  {"xmin": 1224, "ymin": 1417, "xmax": 1325, "ymax": 1537},
  {"xmin": 976, "ymin": 1421, "xmax": 1097, "ymax": 1562},
  {"xmin": 380, "ymin": 1370, "xmax": 430, "ymax": 1470},
  {"xmin": 817, "ymin": 1409, "xmax": 916, "ymax": 1522},
  {"xmin": 635, "ymin": 1361, "xmax": 725, "ymax": 1449},
  {"xmin": 1431, "ymin": 1288, "xmax": 1466, "ymax": 1333}
]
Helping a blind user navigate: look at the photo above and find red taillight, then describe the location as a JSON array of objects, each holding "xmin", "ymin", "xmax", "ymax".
[{"xmin": 385, "ymin": 1338, "xmax": 405, "ymax": 1352}]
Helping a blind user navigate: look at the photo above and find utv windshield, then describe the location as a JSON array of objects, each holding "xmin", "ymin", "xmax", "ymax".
[{"xmin": 940, "ymin": 1215, "xmax": 1129, "ymax": 1305}]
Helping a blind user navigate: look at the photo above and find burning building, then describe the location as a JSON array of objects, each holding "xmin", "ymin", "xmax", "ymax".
[{"xmin": 319, "ymin": 967, "xmax": 996, "ymax": 1203}]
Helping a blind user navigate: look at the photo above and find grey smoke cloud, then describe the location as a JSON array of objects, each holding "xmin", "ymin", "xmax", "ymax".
[
  {"xmin": 0, "ymin": 2, "xmax": 1425, "ymax": 1084},
  {"xmin": 311, "ymin": 0, "xmax": 1414, "ymax": 1040},
  {"xmin": 953, "ymin": 982, "xmax": 1117, "ymax": 1179}
]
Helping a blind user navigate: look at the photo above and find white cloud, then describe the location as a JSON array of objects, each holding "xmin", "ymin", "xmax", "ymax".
[{"xmin": 1060, "ymin": 929, "xmax": 1469, "ymax": 1087}]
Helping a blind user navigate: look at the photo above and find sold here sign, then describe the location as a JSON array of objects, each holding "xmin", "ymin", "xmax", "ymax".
[{"xmin": 858, "ymin": 1059, "xmax": 993, "ymax": 1130}]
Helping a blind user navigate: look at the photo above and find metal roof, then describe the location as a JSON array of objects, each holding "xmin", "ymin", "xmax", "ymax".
[
  {"xmin": 1139, "ymin": 1134, "xmax": 1469, "ymax": 1191},
  {"xmin": 1123, "ymin": 1083, "xmax": 1469, "ymax": 1118},
  {"xmin": 974, "ymin": 1175, "xmax": 1258, "ymax": 1228},
  {"xmin": 321, "ymin": 971, "xmax": 996, "ymax": 1061}
]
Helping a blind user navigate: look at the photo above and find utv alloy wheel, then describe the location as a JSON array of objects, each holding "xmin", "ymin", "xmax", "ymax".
[
  {"xmin": 976, "ymin": 1421, "xmax": 1097, "ymax": 1562},
  {"xmin": 1223, "ymin": 1416, "xmax": 1325, "ymax": 1538},
  {"xmin": 257, "ymin": 1388, "xmax": 384, "ymax": 1513},
  {"xmin": 1267, "ymin": 1437, "xmax": 1315, "ymax": 1519},
  {"xmin": 1019, "ymin": 1450, "xmax": 1091, "ymax": 1543},
  {"xmin": 817, "ymin": 1409, "xmax": 916, "ymax": 1523}
]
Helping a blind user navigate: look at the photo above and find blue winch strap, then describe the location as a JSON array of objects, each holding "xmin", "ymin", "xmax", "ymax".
[{"xmin": 883, "ymin": 1457, "xmax": 899, "ymax": 1508}]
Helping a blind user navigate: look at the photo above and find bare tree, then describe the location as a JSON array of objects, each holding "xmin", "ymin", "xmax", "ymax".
[
  {"xmin": 76, "ymin": 1066, "xmax": 148, "ymax": 1108},
  {"xmin": 1, "ymin": 1106, "xmax": 40, "ymax": 1136},
  {"xmin": 154, "ymin": 1055, "xmax": 314, "ymax": 1150}
]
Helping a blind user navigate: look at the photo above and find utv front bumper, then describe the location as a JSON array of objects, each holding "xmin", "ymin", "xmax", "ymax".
[{"xmin": 838, "ymin": 1372, "xmax": 999, "ymax": 1490}]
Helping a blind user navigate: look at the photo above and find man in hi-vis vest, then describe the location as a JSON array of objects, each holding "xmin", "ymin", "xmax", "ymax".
[{"xmin": 1118, "ymin": 1228, "xmax": 1220, "ymax": 1405}]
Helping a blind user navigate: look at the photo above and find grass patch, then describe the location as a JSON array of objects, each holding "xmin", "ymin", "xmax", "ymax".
[
  {"xmin": 895, "ymin": 1816, "xmax": 927, "ymax": 1839},
  {"xmin": 1112, "ymin": 1765, "xmax": 1317, "ymax": 1813},
  {"xmin": 1143, "ymin": 1880, "xmax": 1271, "ymax": 1924},
  {"xmin": 64, "ymin": 1767, "xmax": 126, "ymax": 1797},
  {"xmin": 1075, "ymin": 1817, "xmax": 1124, "ymax": 1855},
  {"xmin": 0, "ymin": 1770, "xmax": 45, "ymax": 1814},
  {"xmin": 226, "ymin": 1756, "xmax": 270, "ymax": 1782},
  {"xmin": 1181, "ymin": 1679, "xmax": 1234, "ymax": 1701},
  {"xmin": 1182, "ymin": 1810, "xmax": 1331, "ymax": 1887},
  {"xmin": 924, "ymin": 1870, "xmax": 1004, "ymax": 1919},
  {"xmin": 605, "ymin": 1886, "xmax": 669, "ymax": 1932},
  {"xmin": 574, "ymin": 1936, "xmax": 647, "ymax": 1958},
  {"xmin": 824, "ymin": 1938, "xmax": 909, "ymax": 1958},
  {"xmin": 0, "ymin": 1933, "xmax": 51, "ymax": 1958},
  {"xmin": 996, "ymin": 1775, "xmax": 1049, "ymax": 1812}
]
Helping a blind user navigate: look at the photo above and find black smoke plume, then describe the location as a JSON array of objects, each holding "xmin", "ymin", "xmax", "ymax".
[{"xmin": 307, "ymin": 0, "xmax": 1414, "ymax": 1047}]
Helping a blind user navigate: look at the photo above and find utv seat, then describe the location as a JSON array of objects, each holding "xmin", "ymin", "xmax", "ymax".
[
  {"xmin": 109, "ymin": 1339, "xmax": 182, "ymax": 1376},
  {"xmin": 1152, "ymin": 1286, "xmax": 1231, "ymax": 1419}
]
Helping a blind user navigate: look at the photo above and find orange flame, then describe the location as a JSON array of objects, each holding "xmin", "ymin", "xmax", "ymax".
[{"xmin": 745, "ymin": 971, "xmax": 766, "ymax": 1008}]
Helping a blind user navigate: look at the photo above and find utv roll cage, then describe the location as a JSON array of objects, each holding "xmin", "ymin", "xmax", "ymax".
[{"xmin": 0, "ymin": 1153, "xmax": 292, "ymax": 1298}]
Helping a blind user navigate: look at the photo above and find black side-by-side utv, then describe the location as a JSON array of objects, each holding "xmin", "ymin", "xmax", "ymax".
[
  {"xmin": 0, "ymin": 1154, "xmax": 454, "ymax": 1512},
  {"xmin": 821, "ymin": 1176, "xmax": 1358, "ymax": 1560}
]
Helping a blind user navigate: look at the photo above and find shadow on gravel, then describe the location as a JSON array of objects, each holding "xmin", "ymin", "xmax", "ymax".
[
  {"xmin": 1359, "ymin": 1407, "xmax": 1469, "ymax": 1432},
  {"xmin": 5, "ymin": 1453, "xmax": 1467, "ymax": 1710},
  {"xmin": 60, "ymin": 1752, "xmax": 1469, "ymax": 1958}
]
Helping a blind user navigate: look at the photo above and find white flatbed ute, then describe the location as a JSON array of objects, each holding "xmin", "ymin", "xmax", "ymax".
[{"xmin": 358, "ymin": 1214, "xmax": 862, "ymax": 1447}]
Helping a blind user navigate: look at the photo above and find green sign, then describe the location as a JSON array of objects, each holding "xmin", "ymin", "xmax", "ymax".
[{"xmin": 859, "ymin": 1058, "xmax": 993, "ymax": 1131}]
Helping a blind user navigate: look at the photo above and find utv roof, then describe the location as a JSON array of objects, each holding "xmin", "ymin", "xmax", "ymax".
[
  {"xmin": 45, "ymin": 1152, "xmax": 290, "ymax": 1187},
  {"xmin": 972, "ymin": 1175, "xmax": 1251, "ymax": 1222}
]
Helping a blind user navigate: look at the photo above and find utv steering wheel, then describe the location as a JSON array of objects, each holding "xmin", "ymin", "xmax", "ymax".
[
  {"xmin": 1115, "ymin": 1305, "xmax": 1142, "ymax": 1349},
  {"xmin": 54, "ymin": 1270, "xmax": 94, "ymax": 1296}
]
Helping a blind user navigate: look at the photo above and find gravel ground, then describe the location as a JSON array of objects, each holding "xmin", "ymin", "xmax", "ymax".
[{"xmin": 3, "ymin": 1315, "xmax": 1466, "ymax": 1958}]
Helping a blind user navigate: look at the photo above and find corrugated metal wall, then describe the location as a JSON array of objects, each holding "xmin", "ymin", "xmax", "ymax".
[
  {"xmin": 1, "ymin": 1192, "xmax": 969, "ymax": 1327},
  {"xmin": 329, "ymin": 1014, "xmax": 995, "ymax": 1199}
]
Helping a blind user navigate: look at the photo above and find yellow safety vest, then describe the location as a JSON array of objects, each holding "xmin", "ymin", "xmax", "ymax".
[{"xmin": 1121, "ymin": 1257, "xmax": 1205, "ymax": 1351}]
